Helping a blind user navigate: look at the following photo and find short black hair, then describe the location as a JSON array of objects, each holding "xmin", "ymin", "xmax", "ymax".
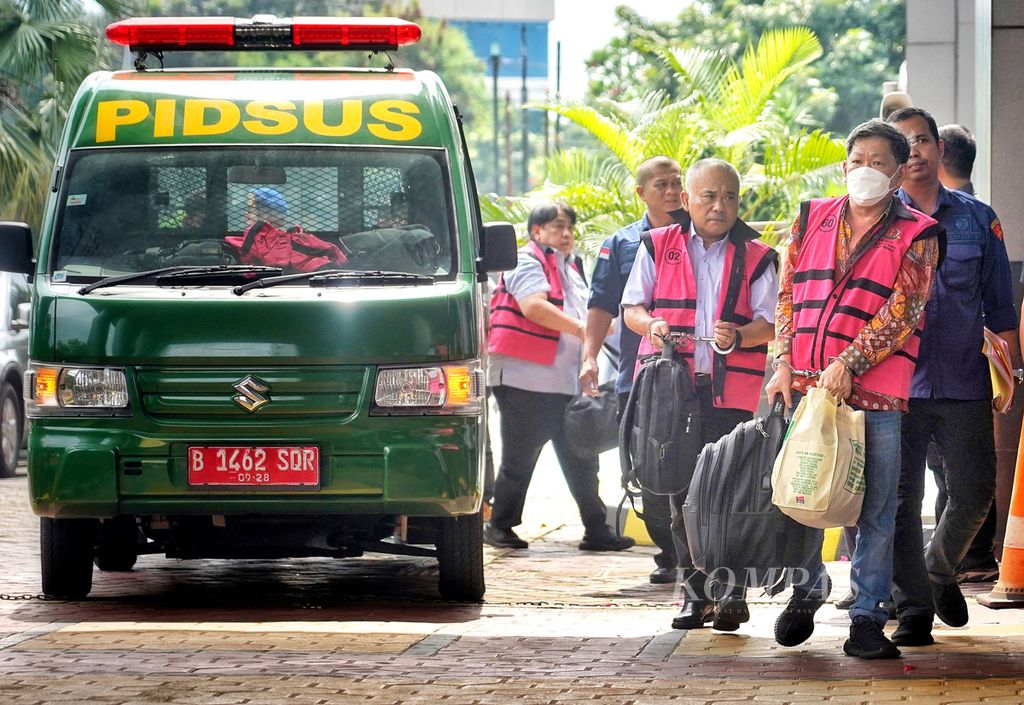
[
  {"xmin": 527, "ymin": 201, "xmax": 576, "ymax": 232},
  {"xmin": 886, "ymin": 106, "xmax": 941, "ymax": 144},
  {"xmin": 845, "ymin": 119, "xmax": 911, "ymax": 164},
  {"xmin": 938, "ymin": 123, "xmax": 976, "ymax": 180},
  {"xmin": 636, "ymin": 156, "xmax": 680, "ymax": 186}
]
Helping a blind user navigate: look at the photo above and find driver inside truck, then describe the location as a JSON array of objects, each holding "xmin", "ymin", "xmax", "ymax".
[
  {"xmin": 245, "ymin": 187, "xmax": 289, "ymax": 228},
  {"xmin": 228, "ymin": 186, "xmax": 347, "ymax": 272}
]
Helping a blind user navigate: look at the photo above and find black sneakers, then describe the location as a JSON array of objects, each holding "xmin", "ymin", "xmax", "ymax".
[
  {"xmin": 930, "ymin": 579, "xmax": 969, "ymax": 627},
  {"xmin": 774, "ymin": 589, "xmax": 828, "ymax": 647},
  {"xmin": 844, "ymin": 616, "xmax": 901, "ymax": 659},
  {"xmin": 482, "ymin": 522, "xmax": 528, "ymax": 549},
  {"xmin": 578, "ymin": 526, "xmax": 636, "ymax": 552},
  {"xmin": 891, "ymin": 615, "xmax": 935, "ymax": 646}
]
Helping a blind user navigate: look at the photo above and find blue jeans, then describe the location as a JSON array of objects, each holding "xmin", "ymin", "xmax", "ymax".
[{"xmin": 796, "ymin": 407, "xmax": 902, "ymax": 626}]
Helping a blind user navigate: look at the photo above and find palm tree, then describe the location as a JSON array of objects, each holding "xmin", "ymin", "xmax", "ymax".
[
  {"xmin": 0, "ymin": 0, "xmax": 129, "ymax": 229},
  {"xmin": 483, "ymin": 27, "xmax": 847, "ymax": 253}
]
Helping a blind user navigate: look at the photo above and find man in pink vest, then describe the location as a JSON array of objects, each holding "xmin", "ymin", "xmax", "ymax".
[
  {"xmin": 621, "ymin": 159, "xmax": 778, "ymax": 632},
  {"xmin": 766, "ymin": 119, "xmax": 943, "ymax": 659},
  {"xmin": 485, "ymin": 202, "xmax": 635, "ymax": 552}
]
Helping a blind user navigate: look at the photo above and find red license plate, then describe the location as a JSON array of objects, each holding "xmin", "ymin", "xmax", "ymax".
[{"xmin": 187, "ymin": 446, "xmax": 320, "ymax": 486}]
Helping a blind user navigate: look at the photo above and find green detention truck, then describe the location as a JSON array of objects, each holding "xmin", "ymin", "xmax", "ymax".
[{"xmin": 0, "ymin": 15, "xmax": 516, "ymax": 601}]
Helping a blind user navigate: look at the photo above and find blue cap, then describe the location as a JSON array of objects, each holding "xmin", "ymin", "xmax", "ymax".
[{"xmin": 250, "ymin": 187, "xmax": 288, "ymax": 214}]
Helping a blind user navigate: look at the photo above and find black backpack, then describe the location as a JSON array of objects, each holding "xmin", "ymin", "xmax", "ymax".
[
  {"xmin": 619, "ymin": 342, "xmax": 703, "ymax": 496},
  {"xmin": 680, "ymin": 397, "xmax": 820, "ymax": 591}
]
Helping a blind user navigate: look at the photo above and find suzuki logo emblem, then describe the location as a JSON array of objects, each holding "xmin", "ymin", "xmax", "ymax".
[{"xmin": 232, "ymin": 375, "xmax": 270, "ymax": 413}]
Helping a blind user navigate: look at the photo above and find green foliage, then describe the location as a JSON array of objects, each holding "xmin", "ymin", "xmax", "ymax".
[
  {"xmin": 0, "ymin": 0, "xmax": 491, "ymax": 231},
  {"xmin": 485, "ymin": 26, "xmax": 847, "ymax": 253},
  {"xmin": 587, "ymin": 0, "xmax": 905, "ymax": 135},
  {"xmin": 0, "ymin": 0, "xmax": 131, "ymax": 229}
]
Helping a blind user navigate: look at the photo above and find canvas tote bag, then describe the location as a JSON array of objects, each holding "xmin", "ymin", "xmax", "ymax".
[{"xmin": 770, "ymin": 386, "xmax": 866, "ymax": 528}]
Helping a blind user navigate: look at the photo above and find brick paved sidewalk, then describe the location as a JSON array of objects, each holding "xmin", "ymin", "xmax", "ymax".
[{"xmin": 0, "ymin": 453, "xmax": 1023, "ymax": 704}]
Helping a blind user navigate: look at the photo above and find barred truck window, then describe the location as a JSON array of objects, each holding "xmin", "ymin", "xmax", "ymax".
[{"xmin": 52, "ymin": 146, "xmax": 456, "ymax": 281}]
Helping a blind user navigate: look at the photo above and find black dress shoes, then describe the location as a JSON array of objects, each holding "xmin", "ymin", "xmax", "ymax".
[
  {"xmin": 671, "ymin": 600, "xmax": 715, "ymax": 630},
  {"xmin": 482, "ymin": 522, "xmax": 528, "ymax": 549},
  {"xmin": 712, "ymin": 596, "xmax": 750, "ymax": 632},
  {"xmin": 649, "ymin": 566, "xmax": 678, "ymax": 584},
  {"xmin": 578, "ymin": 526, "xmax": 636, "ymax": 551},
  {"xmin": 835, "ymin": 590, "xmax": 855, "ymax": 610}
]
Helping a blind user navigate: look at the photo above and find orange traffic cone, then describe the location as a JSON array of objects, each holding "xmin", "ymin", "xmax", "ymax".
[{"xmin": 979, "ymin": 413, "xmax": 1024, "ymax": 608}]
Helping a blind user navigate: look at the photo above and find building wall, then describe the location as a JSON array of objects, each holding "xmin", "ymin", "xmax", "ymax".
[
  {"xmin": 906, "ymin": 0, "xmax": 959, "ymax": 124},
  {"xmin": 991, "ymin": 0, "xmax": 1024, "ymax": 261},
  {"xmin": 905, "ymin": 0, "xmax": 1023, "ymax": 262},
  {"xmin": 418, "ymin": 0, "xmax": 554, "ymax": 22},
  {"xmin": 419, "ymin": 1, "xmax": 554, "ymax": 100}
]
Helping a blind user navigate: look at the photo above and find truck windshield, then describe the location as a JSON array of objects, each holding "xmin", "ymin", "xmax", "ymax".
[{"xmin": 52, "ymin": 146, "xmax": 457, "ymax": 283}]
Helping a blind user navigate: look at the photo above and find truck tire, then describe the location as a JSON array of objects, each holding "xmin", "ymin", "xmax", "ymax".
[
  {"xmin": 94, "ymin": 516, "xmax": 140, "ymax": 572},
  {"xmin": 436, "ymin": 510, "xmax": 485, "ymax": 602},
  {"xmin": 0, "ymin": 382, "xmax": 22, "ymax": 479},
  {"xmin": 41, "ymin": 518, "xmax": 96, "ymax": 599}
]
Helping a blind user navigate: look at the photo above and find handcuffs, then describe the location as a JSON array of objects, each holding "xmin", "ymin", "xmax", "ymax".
[
  {"xmin": 771, "ymin": 357, "xmax": 821, "ymax": 378},
  {"xmin": 652, "ymin": 328, "xmax": 740, "ymax": 355}
]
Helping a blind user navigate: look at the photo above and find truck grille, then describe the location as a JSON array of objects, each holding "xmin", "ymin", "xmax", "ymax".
[{"xmin": 136, "ymin": 366, "xmax": 369, "ymax": 420}]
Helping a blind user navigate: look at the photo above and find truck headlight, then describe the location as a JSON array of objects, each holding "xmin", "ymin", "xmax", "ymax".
[
  {"xmin": 26, "ymin": 364, "xmax": 130, "ymax": 415},
  {"xmin": 372, "ymin": 359, "xmax": 484, "ymax": 415}
]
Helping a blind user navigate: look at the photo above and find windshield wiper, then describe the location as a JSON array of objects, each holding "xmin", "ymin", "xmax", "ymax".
[
  {"xmin": 233, "ymin": 269, "xmax": 433, "ymax": 296},
  {"xmin": 155, "ymin": 265, "xmax": 282, "ymax": 284},
  {"xmin": 78, "ymin": 265, "xmax": 282, "ymax": 295},
  {"xmin": 313, "ymin": 271, "xmax": 434, "ymax": 287}
]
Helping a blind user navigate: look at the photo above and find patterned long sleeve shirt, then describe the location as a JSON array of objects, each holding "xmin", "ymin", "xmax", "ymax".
[{"xmin": 775, "ymin": 198, "xmax": 941, "ymax": 412}]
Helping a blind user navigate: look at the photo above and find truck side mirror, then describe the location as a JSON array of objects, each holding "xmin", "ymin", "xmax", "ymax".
[
  {"xmin": 0, "ymin": 223, "xmax": 34, "ymax": 276},
  {"xmin": 477, "ymin": 222, "xmax": 517, "ymax": 276}
]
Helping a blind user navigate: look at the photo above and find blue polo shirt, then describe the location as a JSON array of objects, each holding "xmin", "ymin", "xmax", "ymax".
[
  {"xmin": 588, "ymin": 215, "xmax": 650, "ymax": 394},
  {"xmin": 897, "ymin": 186, "xmax": 1017, "ymax": 400}
]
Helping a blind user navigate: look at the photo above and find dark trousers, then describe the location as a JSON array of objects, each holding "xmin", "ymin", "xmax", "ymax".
[
  {"xmin": 929, "ymin": 442, "xmax": 998, "ymax": 569},
  {"xmin": 893, "ymin": 398, "xmax": 996, "ymax": 619},
  {"xmin": 668, "ymin": 382, "xmax": 751, "ymax": 599},
  {"xmin": 618, "ymin": 391, "xmax": 677, "ymax": 569},
  {"xmin": 490, "ymin": 384, "xmax": 607, "ymax": 533}
]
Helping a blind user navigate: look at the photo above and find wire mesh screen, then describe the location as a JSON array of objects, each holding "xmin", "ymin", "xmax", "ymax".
[
  {"xmin": 227, "ymin": 167, "xmax": 341, "ymax": 234},
  {"xmin": 55, "ymin": 147, "xmax": 454, "ymax": 278},
  {"xmin": 154, "ymin": 168, "xmax": 207, "ymax": 230}
]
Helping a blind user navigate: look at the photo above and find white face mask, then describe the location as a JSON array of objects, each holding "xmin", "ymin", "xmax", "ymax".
[{"xmin": 846, "ymin": 165, "xmax": 900, "ymax": 206}]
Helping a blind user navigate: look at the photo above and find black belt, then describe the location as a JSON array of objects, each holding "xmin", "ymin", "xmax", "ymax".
[{"xmin": 694, "ymin": 373, "xmax": 713, "ymax": 388}]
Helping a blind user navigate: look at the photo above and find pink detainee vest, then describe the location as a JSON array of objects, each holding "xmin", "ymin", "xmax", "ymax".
[
  {"xmin": 636, "ymin": 222, "xmax": 776, "ymax": 412},
  {"xmin": 791, "ymin": 195, "xmax": 938, "ymax": 401}
]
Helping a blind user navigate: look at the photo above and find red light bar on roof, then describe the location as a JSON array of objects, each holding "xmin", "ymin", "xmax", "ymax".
[{"xmin": 106, "ymin": 16, "xmax": 422, "ymax": 52}]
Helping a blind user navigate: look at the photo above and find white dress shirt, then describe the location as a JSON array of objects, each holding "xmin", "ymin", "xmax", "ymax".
[{"xmin": 621, "ymin": 224, "xmax": 778, "ymax": 373}]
